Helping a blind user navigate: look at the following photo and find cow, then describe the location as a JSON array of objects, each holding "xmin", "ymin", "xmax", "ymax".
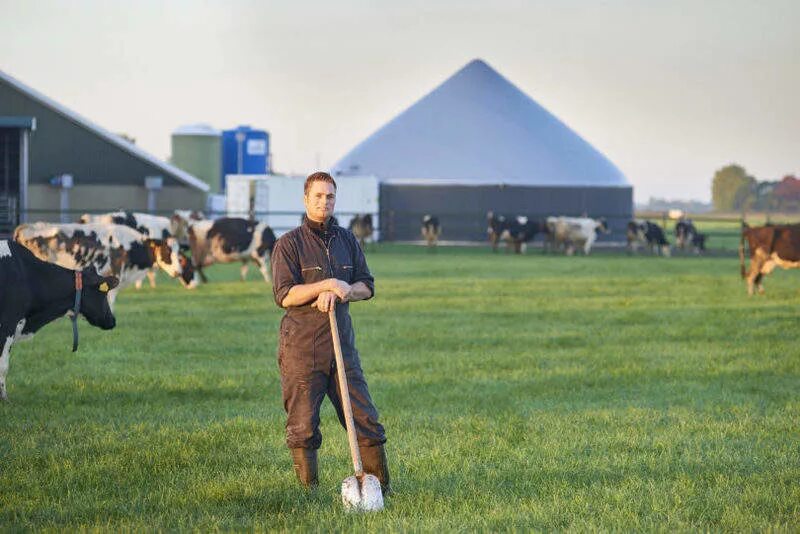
[
  {"xmin": 187, "ymin": 217, "xmax": 277, "ymax": 283},
  {"xmin": 487, "ymin": 211, "xmax": 508, "ymax": 252},
  {"xmin": 487, "ymin": 212, "xmax": 547, "ymax": 254},
  {"xmin": 80, "ymin": 211, "xmax": 192, "ymax": 288},
  {"xmin": 0, "ymin": 239, "xmax": 119, "ymax": 401},
  {"xmin": 739, "ymin": 223, "xmax": 800, "ymax": 295},
  {"xmin": 421, "ymin": 215, "xmax": 441, "ymax": 249},
  {"xmin": 172, "ymin": 210, "xmax": 206, "ymax": 244},
  {"xmin": 13, "ymin": 222, "xmax": 194, "ymax": 308},
  {"xmin": 348, "ymin": 214, "xmax": 374, "ymax": 248},
  {"xmin": 546, "ymin": 216, "xmax": 609, "ymax": 255},
  {"xmin": 627, "ymin": 220, "xmax": 671, "ymax": 256},
  {"xmin": 675, "ymin": 219, "xmax": 707, "ymax": 253}
]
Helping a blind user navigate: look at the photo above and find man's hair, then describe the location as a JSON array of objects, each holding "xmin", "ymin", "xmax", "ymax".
[{"xmin": 304, "ymin": 171, "xmax": 337, "ymax": 195}]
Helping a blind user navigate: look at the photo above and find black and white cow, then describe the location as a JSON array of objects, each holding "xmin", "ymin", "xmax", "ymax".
[
  {"xmin": 187, "ymin": 218, "xmax": 277, "ymax": 283},
  {"xmin": 14, "ymin": 223, "xmax": 194, "ymax": 307},
  {"xmin": 80, "ymin": 211, "xmax": 192, "ymax": 288},
  {"xmin": 487, "ymin": 212, "xmax": 547, "ymax": 254},
  {"xmin": 348, "ymin": 214, "xmax": 374, "ymax": 248},
  {"xmin": 0, "ymin": 239, "xmax": 119, "ymax": 401},
  {"xmin": 675, "ymin": 219, "xmax": 707, "ymax": 253},
  {"xmin": 421, "ymin": 214, "xmax": 441, "ymax": 249},
  {"xmin": 79, "ymin": 211, "xmax": 174, "ymax": 240},
  {"xmin": 627, "ymin": 220, "xmax": 671, "ymax": 256}
]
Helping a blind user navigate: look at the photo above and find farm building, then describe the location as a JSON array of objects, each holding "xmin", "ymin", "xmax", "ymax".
[
  {"xmin": 0, "ymin": 70, "xmax": 209, "ymax": 234},
  {"xmin": 332, "ymin": 59, "xmax": 633, "ymax": 242}
]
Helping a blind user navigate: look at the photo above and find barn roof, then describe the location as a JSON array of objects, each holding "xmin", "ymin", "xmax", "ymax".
[
  {"xmin": 0, "ymin": 69, "xmax": 210, "ymax": 192},
  {"xmin": 332, "ymin": 59, "xmax": 628, "ymax": 188}
]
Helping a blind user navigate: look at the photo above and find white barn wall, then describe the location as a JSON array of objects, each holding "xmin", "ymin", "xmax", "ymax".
[{"xmin": 226, "ymin": 174, "xmax": 379, "ymax": 238}]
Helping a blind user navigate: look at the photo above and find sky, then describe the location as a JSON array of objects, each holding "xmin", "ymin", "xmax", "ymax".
[{"xmin": 1, "ymin": 0, "xmax": 797, "ymax": 203}]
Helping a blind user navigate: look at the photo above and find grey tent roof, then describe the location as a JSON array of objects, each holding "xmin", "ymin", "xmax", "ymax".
[{"xmin": 332, "ymin": 59, "xmax": 628, "ymax": 187}]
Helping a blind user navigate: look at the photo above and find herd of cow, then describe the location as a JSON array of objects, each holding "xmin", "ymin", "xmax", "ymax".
[
  {"xmin": 485, "ymin": 211, "xmax": 709, "ymax": 256},
  {"xmin": 0, "ymin": 209, "xmax": 797, "ymax": 402}
]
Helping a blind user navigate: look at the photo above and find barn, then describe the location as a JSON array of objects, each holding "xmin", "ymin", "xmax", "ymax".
[
  {"xmin": 0, "ymin": 70, "xmax": 209, "ymax": 235},
  {"xmin": 331, "ymin": 59, "xmax": 632, "ymax": 242}
]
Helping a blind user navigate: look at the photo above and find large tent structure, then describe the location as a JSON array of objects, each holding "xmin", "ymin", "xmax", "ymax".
[{"xmin": 332, "ymin": 59, "xmax": 632, "ymax": 242}]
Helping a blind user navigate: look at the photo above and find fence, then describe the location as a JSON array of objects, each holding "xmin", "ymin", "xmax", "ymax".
[{"xmin": 5, "ymin": 208, "xmax": 800, "ymax": 255}]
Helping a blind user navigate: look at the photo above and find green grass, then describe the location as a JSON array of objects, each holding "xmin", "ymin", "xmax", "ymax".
[{"xmin": 2, "ymin": 245, "xmax": 799, "ymax": 530}]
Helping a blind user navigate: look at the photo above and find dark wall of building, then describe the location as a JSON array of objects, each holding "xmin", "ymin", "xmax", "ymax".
[
  {"xmin": 0, "ymin": 79, "xmax": 188, "ymax": 188},
  {"xmin": 379, "ymin": 184, "xmax": 633, "ymax": 242}
]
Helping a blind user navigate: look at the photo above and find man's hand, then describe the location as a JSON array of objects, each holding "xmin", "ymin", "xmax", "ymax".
[
  {"xmin": 327, "ymin": 279, "xmax": 352, "ymax": 301},
  {"xmin": 312, "ymin": 290, "xmax": 339, "ymax": 313}
]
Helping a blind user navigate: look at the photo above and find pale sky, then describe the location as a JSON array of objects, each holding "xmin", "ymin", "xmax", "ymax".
[{"xmin": 1, "ymin": 0, "xmax": 797, "ymax": 203}]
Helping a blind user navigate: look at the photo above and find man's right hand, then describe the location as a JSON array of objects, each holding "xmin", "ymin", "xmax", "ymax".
[
  {"xmin": 312, "ymin": 291, "xmax": 338, "ymax": 313},
  {"xmin": 327, "ymin": 279, "xmax": 352, "ymax": 301}
]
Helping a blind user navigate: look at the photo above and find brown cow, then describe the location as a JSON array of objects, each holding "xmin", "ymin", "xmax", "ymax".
[{"xmin": 739, "ymin": 223, "xmax": 800, "ymax": 295}]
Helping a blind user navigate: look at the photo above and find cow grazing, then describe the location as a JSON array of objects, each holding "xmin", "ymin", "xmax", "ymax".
[
  {"xmin": 0, "ymin": 239, "xmax": 119, "ymax": 401},
  {"xmin": 421, "ymin": 215, "xmax": 441, "ymax": 249},
  {"xmin": 487, "ymin": 211, "xmax": 508, "ymax": 252},
  {"xmin": 172, "ymin": 210, "xmax": 206, "ymax": 243},
  {"xmin": 739, "ymin": 223, "xmax": 800, "ymax": 295},
  {"xmin": 675, "ymin": 219, "xmax": 707, "ymax": 253},
  {"xmin": 80, "ymin": 211, "xmax": 191, "ymax": 288},
  {"xmin": 487, "ymin": 212, "xmax": 547, "ymax": 254},
  {"xmin": 546, "ymin": 216, "xmax": 609, "ymax": 255},
  {"xmin": 627, "ymin": 220, "xmax": 671, "ymax": 256},
  {"xmin": 188, "ymin": 217, "xmax": 277, "ymax": 283},
  {"xmin": 348, "ymin": 214, "xmax": 374, "ymax": 248},
  {"xmin": 80, "ymin": 211, "xmax": 174, "ymax": 240},
  {"xmin": 14, "ymin": 223, "xmax": 194, "ymax": 307}
]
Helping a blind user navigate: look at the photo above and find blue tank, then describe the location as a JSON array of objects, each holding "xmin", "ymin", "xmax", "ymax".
[{"xmin": 221, "ymin": 125, "xmax": 270, "ymax": 191}]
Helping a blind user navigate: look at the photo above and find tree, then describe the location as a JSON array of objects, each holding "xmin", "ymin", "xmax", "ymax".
[
  {"xmin": 773, "ymin": 175, "xmax": 800, "ymax": 212},
  {"xmin": 711, "ymin": 164, "xmax": 756, "ymax": 211}
]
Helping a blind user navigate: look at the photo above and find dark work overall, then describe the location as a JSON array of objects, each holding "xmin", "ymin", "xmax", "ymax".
[{"xmin": 271, "ymin": 218, "xmax": 386, "ymax": 450}]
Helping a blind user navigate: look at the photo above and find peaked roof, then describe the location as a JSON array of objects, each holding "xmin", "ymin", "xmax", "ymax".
[
  {"xmin": 332, "ymin": 59, "xmax": 628, "ymax": 187},
  {"xmin": 0, "ymin": 70, "xmax": 210, "ymax": 192}
]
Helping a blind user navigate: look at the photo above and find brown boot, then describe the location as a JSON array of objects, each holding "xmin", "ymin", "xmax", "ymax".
[
  {"xmin": 290, "ymin": 448, "xmax": 318, "ymax": 489},
  {"xmin": 360, "ymin": 444, "xmax": 391, "ymax": 495}
]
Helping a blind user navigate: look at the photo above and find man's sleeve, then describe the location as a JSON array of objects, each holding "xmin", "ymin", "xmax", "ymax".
[
  {"xmin": 271, "ymin": 236, "xmax": 301, "ymax": 308},
  {"xmin": 350, "ymin": 234, "xmax": 375, "ymax": 299}
]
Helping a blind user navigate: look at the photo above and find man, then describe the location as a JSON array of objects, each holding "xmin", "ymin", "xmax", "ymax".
[{"xmin": 271, "ymin": 171, "xmax": 390, "ymax": 494}]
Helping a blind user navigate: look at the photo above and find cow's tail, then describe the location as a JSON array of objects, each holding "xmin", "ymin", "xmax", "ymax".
[{"xmin": 739, "ymin": 222, "xmax": 748, "ymax": 279}]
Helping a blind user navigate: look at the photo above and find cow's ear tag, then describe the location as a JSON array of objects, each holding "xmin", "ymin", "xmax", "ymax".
[{"xmin": 99, "ymin": 282, "xmax": 109, "ymax": 293}]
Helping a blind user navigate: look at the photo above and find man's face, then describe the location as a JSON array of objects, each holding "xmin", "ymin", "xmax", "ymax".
[{"xmin": 304, "ymin": 180, "xmax": 336, "ymax": 223}]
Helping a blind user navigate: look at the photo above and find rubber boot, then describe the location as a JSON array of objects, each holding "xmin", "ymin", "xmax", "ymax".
[
  {"xmin": 360, "ymin": 444, "xmax": 391, "ymax": 495},
  {"xmin": 290, "ymin": 448, "xmax": 318, "ymax": 489}
]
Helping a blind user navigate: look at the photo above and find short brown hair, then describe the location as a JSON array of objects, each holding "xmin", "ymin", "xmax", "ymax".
[{"xmin": 304, "ymin": 171, "xmax": 337, "ymax": 195}]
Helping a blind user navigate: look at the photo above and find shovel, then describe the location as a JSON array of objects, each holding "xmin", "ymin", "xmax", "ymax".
[{"xmin": 328, "ymin": 305, "xmax": 384, "ymax": 512}]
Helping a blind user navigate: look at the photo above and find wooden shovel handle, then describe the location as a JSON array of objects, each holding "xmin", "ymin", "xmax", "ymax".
[{"xmin": 329, "ymin": 305, "xmax": 363, "ymax": 476}]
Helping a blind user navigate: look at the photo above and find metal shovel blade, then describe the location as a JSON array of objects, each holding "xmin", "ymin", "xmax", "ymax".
[{"xmin": 341, "ymin": 474, "xmax": 384, "ymax": 512}]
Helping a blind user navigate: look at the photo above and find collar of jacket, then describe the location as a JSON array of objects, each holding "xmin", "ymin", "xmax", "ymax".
[
  {"xmin": 302, "ymin": 216, "xmax": 337, "ymax": 244},
  {"xmin": 304, "ymin": 216, "xmax": 334, "ymax": 233}
]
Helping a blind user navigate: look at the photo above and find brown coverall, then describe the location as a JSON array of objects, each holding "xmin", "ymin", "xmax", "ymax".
[{"xmin": 271, "ymin": 219, "xmax": 386, "ymax": 450}]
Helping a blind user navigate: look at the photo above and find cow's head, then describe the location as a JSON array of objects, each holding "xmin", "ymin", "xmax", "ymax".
[
  {"xmin": 595, "ymin": 218, "xmax": 610, "ymax": 234},
  {"xmin": 79, "ymin": 267, "xmax": 119, "ymax": 330},
  {"xmin": 177, "ymin": 245, "xmax": 198, "ymax": 289},
  {"xmin": 149, "ymin": 237, "xmax": 184, "ymax": 279}
]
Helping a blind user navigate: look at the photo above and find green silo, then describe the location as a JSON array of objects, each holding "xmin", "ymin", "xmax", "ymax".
[{"xmin": 171, "ymin": 124, "xmax": 222, "ymax": 193}]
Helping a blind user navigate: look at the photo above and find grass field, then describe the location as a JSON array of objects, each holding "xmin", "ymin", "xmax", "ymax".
[{"xmin": 2, "ymin": 245, "xmax": 799, "ymax": 530}]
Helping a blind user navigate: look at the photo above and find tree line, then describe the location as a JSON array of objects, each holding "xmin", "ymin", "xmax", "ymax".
[{"xmin": 712, "ymin": 165, "xmax": 800, "ymax": 212}]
